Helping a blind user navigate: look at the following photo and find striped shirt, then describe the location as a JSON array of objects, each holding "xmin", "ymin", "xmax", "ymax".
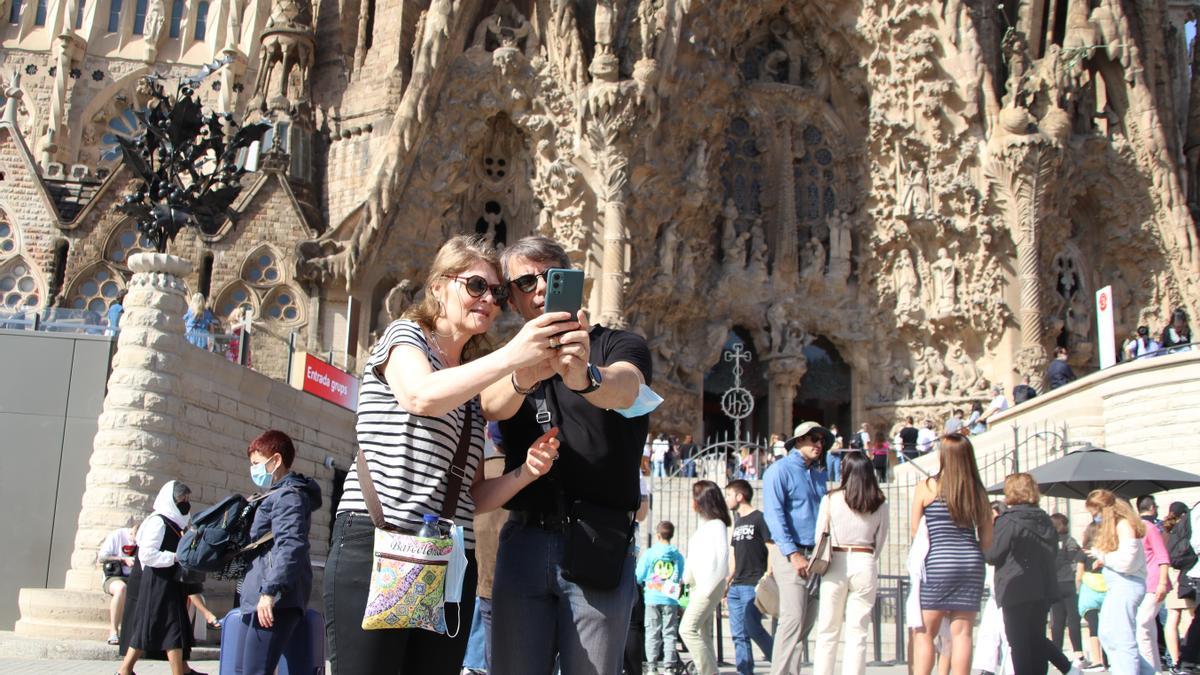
[{"xmin": 337, "ymin": 320, "xmax": 484, "ymax": 548}]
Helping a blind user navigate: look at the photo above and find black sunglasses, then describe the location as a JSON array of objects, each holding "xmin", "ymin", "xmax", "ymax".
[
  {"xmin": 444, "ymin": 275, "xmax": 509, "ymax": 304},
  {"xmin": 508, "ymin": 270, "xmax": 550, "ymax": 294}
]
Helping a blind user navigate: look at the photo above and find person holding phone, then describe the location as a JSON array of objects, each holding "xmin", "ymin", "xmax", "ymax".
[{"xmin": 482, "ymin": 235, "xmax": 653, "ymax": 675}]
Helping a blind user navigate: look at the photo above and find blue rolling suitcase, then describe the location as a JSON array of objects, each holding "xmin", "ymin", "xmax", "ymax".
[
  {"xmin": 278, "ymin": 608, "xmax": 326, "ymax": 675},
  {"xmin": 218, "ymin": 608, "xmax": 248, "ymax": 675}
]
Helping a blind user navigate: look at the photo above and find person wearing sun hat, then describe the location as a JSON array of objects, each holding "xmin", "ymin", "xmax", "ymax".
[{"xmin": 762, "ymin": 420, "xmax": 831, "ymax": 675}]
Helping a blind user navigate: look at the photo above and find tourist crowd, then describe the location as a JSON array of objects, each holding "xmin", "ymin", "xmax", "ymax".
[{"xmin": 93, "ymin": 234, "xmax": 1200, "ymax": 675}]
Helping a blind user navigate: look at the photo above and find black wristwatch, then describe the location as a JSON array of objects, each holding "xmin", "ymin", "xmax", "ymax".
[{"xmin": 571, "ymin": 363, "xmax": 603, "ymax": 394}]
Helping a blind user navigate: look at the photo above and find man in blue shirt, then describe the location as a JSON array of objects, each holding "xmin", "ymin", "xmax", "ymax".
[{"xmin": 763, "ymin": 420, "xmax": 830, "ymax": 675}]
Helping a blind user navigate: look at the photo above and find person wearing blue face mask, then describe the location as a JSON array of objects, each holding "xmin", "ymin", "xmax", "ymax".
[{"xmin": 239, "ymin": 430, "xmax": 323, "ymax": 675}]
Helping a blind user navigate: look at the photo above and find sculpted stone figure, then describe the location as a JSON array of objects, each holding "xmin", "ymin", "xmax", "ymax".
[
  {"xmin": 143, "ymin": 0, "xmax": 167, "ymax": 60},
  {"xmin": 802, "ymin": 236, "xmax": 825, "ymax": 280},
  {"xmin": 594, "ymin": 0, "xmax": 616, "ymax": 56},
  {"xmin": 930, "ymin": 247, "xmax": 957, "ymax": 316},
  {"xmin": 893, "ymin": 249, "xmax": 920, "ymax": 315},
  {"xmin": 827, "ymin": 212, "xmax": 852, "ymax": 283}
]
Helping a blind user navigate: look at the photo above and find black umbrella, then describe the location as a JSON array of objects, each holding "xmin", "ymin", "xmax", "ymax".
[{"xmin": 986, "ymin": 445, "xmax": 1200, "ymax": 499}]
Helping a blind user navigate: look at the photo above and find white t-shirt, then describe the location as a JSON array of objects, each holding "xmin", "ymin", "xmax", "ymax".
[
  {"xmin": 651, "ymin": 438, "xmax": 669, "ymax": 462},
  {"xmin": 988, "ymin": 394, "xmax": 1009, "ymax": 414},
  {"xmin": 772, "ymin": 441, "xmax": 786, "ymax": 458},
  {"xmin": 98, "ymin": 527, "xmax": 136, "ymax": 576},
  {"xmin": 917, "ymin": 427, "xmax": 938, "ymax": 453}
]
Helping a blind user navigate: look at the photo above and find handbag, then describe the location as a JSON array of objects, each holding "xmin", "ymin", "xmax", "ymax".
[
  {"xmin": 754, "ymin": 573, "xmax": 779, "ymax": 617},
  {"xmin": 357, "ymin": 406, "xmax": 474, "ymax": 634},
  {"xmin": 807, "ymin": 495, "xmax": 833, "ymax": 577},
  {"xmin": 530, "ymin": 383, "xmax": 634, "ymax": 590}
]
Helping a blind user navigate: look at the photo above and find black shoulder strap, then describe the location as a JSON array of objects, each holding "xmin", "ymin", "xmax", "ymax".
[{"xmin": 529, "ymin": 383, "xmax": 568, "ymax": 516}]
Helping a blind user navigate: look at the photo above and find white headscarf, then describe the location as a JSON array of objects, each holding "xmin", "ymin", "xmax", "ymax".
[{"xmin": 152, "ymin": 480, "xmax": 190, "ymax": 529}]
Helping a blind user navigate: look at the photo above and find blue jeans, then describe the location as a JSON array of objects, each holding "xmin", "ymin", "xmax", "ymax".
[
  {"xmin": 727, "ymin": 584, "xmax": 773, "ymax": 675},
  {"xmin": 491, "ymin": 518, "xmax": 638, "ymax": 675},
  {"xmin": 682, "ymin": 459, "xmax": 696, "ymax": 477},
  {"xmin": 1100, "ymin": 567, "xmax": 1152, "ymax": 675},
  {"xmin": 462, "ymin": 598, "xmax": 487, "ymax": 672},
  {"xmin": 653, "ymin": 460, "xmax": 666, "ymax": 478},
  {"xmin": 644, "ymin": 602, "xmax": 680, "ymax": 667},
  {"xmin": 828, "ymin": 453, "xmax": 842, "ymax": 483},
  {"xmin": 239, "ymin": 607, "xmax": 303, "ymax": 675}
]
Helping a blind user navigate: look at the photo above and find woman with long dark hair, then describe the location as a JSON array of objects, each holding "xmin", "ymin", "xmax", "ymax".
[
  {"xmin": 680, "ymin": 480, "xmax": 731, "ymax": 675},
  {"xmin": 910, "ymin": 434, "xmax": 993, "ymax": 675},
  {"xmin": 813, "ymin": 452, "xmax": 889, "ymax": 675}
]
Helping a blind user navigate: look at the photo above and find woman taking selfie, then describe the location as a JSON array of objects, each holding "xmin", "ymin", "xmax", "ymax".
[{"xmin": 325, "ymin": 236, "xmax": 573, "ymax": 675}]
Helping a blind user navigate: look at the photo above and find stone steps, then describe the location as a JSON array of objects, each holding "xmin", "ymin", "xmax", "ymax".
[
  {"xmin": 0, "ymin": 630, "xmax": 220, "ymax": 660},
  {"xmin": 15, "ymin": 588, "xmax": 111, "ymax": 640}
]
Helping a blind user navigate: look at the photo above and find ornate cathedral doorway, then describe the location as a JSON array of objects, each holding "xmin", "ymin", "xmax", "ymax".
[{"xmin": 791, "ymin": 336, "xmax": 852, "ymax": 435}]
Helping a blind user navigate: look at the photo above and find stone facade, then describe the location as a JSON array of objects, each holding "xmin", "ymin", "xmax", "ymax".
[{"xmin": 2, "ymin": 0, "xmax": 1199, "ymax": 437}]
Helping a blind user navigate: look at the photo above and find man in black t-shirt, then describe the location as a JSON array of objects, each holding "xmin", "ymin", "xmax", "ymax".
[
  {"xmin": 898, "ymin": 416, "xmax": 919, "ymax": 461},
  {"xmin": 482, "ymin": 236, "xmax": 652, "ymax": 675},
  {"xmin": 725, "ymin": 479, "xmax": 774, "ymax": 675}
]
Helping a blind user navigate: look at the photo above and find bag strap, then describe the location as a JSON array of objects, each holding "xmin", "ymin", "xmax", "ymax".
[
  {"xmin": 355, "ymin": 404, "xmax": 476, "ymax": 531},
  {"xmin": 530, "ymin": 384, "xmax": 568, "ymax": 517}
]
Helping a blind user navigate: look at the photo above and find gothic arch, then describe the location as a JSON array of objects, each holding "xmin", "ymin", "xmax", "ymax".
[
  {"xmin": 0, "ymin": 254, "xmax": 46, "ymax": 310},
  {"xmin": 70, "ymin": 66, "xmax": 150, "ymax": 165},
  {"xmin": 104, "ymin": 218, "xmax": 154, "ymax": 268},
  {"xmin": 0, "ymin": 207, "xmax": 22, "ymax": 259},
  {"xmin": 261, "ymin": 284, "xmax": 306, "ymax": 325},
  {"xmin": 213, "ymin": 279, "xmax": 260, "ymax": 319},
  {"xmin": 240, "ymin": 244, "xmax": 286, "ymax": 287},
  {"xmin": 65, "ymin": 261, "xmax": 127, "ymax": 314}
]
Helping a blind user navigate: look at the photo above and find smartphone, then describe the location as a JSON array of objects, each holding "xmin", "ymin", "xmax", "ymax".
[{"xmin": 543, "ymin": 268, "xmax": 584, "ymax": 319}]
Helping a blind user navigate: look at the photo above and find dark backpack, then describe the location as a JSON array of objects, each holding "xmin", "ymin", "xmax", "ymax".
[
  {"xmin": 177, "ymin": 492, "xmax": 275, "ymax": 573},
  {"xmin": 1168, "ymin": 513, "xmax": 1198, "ymax": 572}
]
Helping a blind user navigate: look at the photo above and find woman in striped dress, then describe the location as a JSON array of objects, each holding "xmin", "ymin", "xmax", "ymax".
[
  {"xmin": 910, "ymin": 434, "xmax": 993, "ymax": 675},
  {"xmin": 324, "ymin": 236, "xmax": 577, "ymax": 675}
]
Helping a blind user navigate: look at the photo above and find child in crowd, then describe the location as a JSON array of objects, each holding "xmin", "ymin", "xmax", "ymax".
[{"xmin": 636, "ymin": 521, "xmax": 686, "ymax": 675}]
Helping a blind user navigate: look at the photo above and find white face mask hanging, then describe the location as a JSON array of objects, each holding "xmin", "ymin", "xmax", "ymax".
[{"xmin": 443, "ymin": 523, "xmax": 469, "ymax": 637}]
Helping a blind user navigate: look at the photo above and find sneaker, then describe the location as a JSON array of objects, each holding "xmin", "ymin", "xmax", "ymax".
[
  {"xmin": 1081, "ymin": 662, "xmax": 1106, "ymax": 673},
  {"xmin": 107, "ymin": 633, "xmax": 119, "ymax": 645},
  {"xmin": 1065, "ymin": 659, "xmax": 1083, "ymax": 675}
]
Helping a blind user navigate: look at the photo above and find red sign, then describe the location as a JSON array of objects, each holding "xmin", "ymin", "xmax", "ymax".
[{"xmin": 296, "ymin": 353, "xmax": 359, "ymax": 411}]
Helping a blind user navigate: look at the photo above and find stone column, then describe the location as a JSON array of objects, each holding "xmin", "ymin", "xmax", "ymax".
[
  {"xmin": 16, "ymin": 252, "xmax": 190, "ymax": 640},
  {"xmin": 583, "ymin": 114, "xmax": 633, "ymax": 329},
  {"xmin": 985, "ymin": 108, "xmax": 1063, "ymax": 390},
  {"xmin": 766, "ymin": 355, "xmax": 806, "ymax": 438},
  {"xmin": 64, "ymin": 252, "xmax": 191, "ymax": 590},
  {"xmin": 773, "ymin": 118, "xmax": 799, "ymax": 280}
]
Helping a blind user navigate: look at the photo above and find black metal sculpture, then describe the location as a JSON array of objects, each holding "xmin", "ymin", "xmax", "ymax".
[{"xmin": 115, "ymin": 61, "xmax": 272, "ymax": 253}]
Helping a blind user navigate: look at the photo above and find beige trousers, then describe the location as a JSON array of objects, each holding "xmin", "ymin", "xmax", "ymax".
[
  {"xmin": 813, "ymin": 551, "xmax": 879, "ymax": 675},
  {"xmin": 770, "ymin": 545, "xmax": 821, "ymax": 675},
  {"xmin": 679, "ymin": 581, "xmax": 725, "ymax": 675}
]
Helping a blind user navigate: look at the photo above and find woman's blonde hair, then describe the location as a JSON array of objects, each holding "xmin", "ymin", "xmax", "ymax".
[
  {"xmin": 189, "ymin": 292, "xmax": 206, "ymax": 315},
  {"xmin": 1003, "ymin": 473, "xmax": 1040, "ymax": 506},
  {"xmin": 935, "ymin": 434, "xmax": 991, "ymax": 529},
  {"xmin": 404, "ymin": 235, "xmax": 500, "ymax": 362},
  {"xmin": 1086, "ymin": 489, "xmax": 1146, "ymax": 553}
]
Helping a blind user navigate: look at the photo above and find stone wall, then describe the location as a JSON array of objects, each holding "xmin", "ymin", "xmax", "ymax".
[{"xmin": 15, "ymin": 252, "xmax": 357, "ymax": 640}]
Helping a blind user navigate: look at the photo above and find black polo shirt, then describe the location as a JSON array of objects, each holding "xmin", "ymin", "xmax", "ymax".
[{"xmin": 499, "ymin": 325, "xmax": 653, "ymax": 514}]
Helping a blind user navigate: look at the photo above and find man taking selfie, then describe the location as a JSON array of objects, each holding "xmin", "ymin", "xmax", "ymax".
[{"xmin": 482, "ymin": 235, "xmax": 653, "ymax": 675}]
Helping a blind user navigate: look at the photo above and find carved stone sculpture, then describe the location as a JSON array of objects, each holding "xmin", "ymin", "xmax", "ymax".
[
  {"xmin": 893, "ymin": 249, "xmax": 921, "ymax": 318},
  {"xmin": 930, "ymin": 247, "xmax": 957, "ymax": 317}
]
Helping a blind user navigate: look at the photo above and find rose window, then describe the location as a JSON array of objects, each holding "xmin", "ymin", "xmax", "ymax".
[
  {"xmin": 0, "ymin": 258, "xmax": 41, "ymax": 309},
  {"xmin": 69, "ymin": 266, "xmax": 124, "ymax": 314}
]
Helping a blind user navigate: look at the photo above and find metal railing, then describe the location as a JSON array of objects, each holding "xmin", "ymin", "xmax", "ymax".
[{"xmin": 0, "ymin": 308, "xmax": 116, "ymax": 335}]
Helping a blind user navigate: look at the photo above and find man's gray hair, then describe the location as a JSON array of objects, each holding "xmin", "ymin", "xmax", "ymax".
[{"xmin": 500, "ymin": 235, "xmax": 571, "ymax": 278}]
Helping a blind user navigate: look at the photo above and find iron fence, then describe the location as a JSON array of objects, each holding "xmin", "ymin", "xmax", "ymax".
[{"xmin": 643, "ymin": 421, "xmax": 1084, "ymax": 666}]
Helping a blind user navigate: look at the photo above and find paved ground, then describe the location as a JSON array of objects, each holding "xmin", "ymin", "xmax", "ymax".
[{"xmin": 0, "ymin": 659, "xmax": 913, "ymax": 674}]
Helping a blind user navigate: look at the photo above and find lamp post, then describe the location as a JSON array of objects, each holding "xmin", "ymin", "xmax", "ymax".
[{"xmin": 113, "ymin": 66, "xmax": 271, "ymax": 252}]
